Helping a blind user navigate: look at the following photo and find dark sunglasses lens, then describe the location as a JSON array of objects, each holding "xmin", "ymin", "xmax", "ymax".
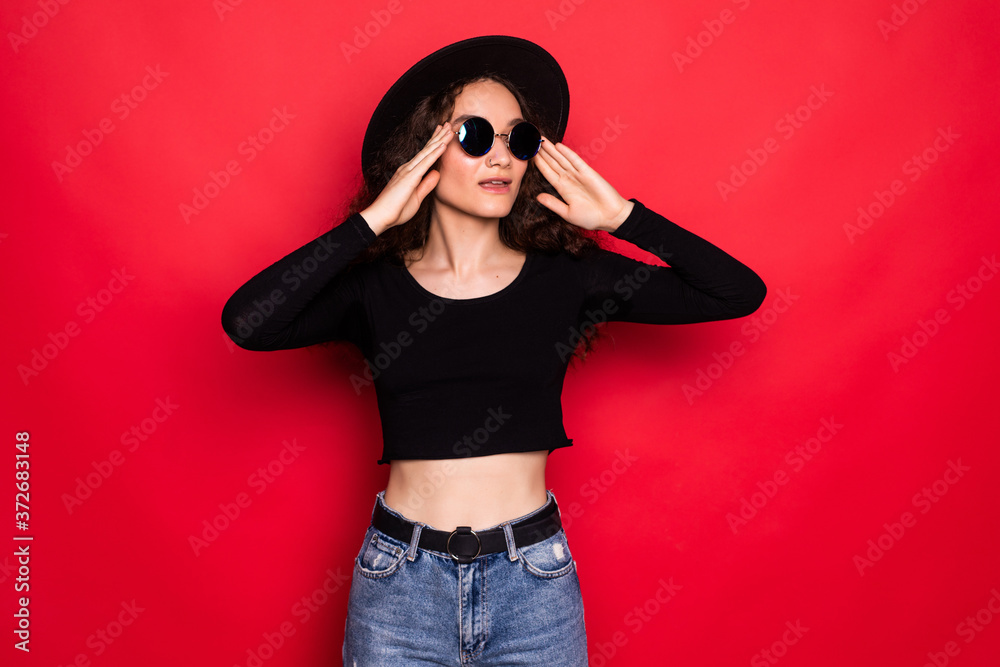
[
  {"xmin": 457, "ymin": 117, "xmax": 493, "ymax": 156},
  {"xmin": 509, "ymin": 122, "xmax": 542, "ymax": 160}
]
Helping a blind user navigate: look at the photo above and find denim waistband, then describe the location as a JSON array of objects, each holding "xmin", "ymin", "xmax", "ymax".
[{"xmin": 372, "ymin": 488, "xmax": 561, "ymax": 562}]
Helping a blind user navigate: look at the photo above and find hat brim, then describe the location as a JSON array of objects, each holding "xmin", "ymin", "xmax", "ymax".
[{"xmin": 361, "ymin": 35, "xmax": 569, "ymax": 185}]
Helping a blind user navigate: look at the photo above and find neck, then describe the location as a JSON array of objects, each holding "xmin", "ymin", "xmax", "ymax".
[{"xmin": 410, "ymin": 200, "xmax": 514, "ymax": 274}]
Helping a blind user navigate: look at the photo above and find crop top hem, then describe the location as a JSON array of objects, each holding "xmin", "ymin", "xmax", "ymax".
[{"xmin": 376, "ymin": 438, "xmax": 574, "ymax": 466}]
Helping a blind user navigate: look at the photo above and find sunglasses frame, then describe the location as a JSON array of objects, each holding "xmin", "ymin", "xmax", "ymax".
[{"xmin": 449, "ymin": 116, "xmax": 544, "ymax": 161}]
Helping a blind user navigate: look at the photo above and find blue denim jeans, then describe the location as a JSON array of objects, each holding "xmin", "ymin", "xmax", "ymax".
[{"xmin": 343, "ymin": 489, "xmax": 588, "ymax": 666}]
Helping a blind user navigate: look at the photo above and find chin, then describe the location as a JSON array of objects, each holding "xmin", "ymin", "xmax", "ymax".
[
  {"xmin": 437, "ymin": 190, "xmax": 519, "ymax": 220},
  {"xmin": 475, "ymin": 200, "xmax": 516, "ymax": 220},
  {"xmin": 473, "ymin": 187, "xmax": 520, "ymax": 215}
]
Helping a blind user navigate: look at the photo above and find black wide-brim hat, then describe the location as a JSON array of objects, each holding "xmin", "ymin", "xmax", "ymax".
[{"xmin": 361, "ymin": 35, "xmax": 570, "ymax": 188}]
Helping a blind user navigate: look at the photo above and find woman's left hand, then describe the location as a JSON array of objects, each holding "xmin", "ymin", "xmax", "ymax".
[{"xmin": 532, "ymin": 137, "xmax": 634, "ymax": 232}]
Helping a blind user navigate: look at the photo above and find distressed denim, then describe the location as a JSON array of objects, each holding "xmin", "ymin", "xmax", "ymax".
[{"xmin": 343, "ymin": 489, "xmax": 587, "ymax": 666}]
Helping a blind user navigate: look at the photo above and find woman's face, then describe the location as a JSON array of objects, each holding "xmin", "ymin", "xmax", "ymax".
[{"xmin": 431, "ymin": 79, "xmax": 529, "ymax": 221}]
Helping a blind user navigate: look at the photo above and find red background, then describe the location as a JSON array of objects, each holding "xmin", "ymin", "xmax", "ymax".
[{"xmin": 3, "ymin": 1, "xmax": 999, "ymax": 665}]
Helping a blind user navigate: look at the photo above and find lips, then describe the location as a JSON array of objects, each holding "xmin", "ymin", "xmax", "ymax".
[{"xmin": 478, "ymin": 177, "xmax": 511, "ymax": 193}]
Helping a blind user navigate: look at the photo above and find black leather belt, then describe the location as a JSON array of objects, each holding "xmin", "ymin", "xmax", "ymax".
[{"xmin": 372, "ymin": 495, "xmax": 562, "ymax": 564}]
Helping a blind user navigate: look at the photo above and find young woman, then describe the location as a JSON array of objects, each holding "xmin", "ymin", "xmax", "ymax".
[{"xmin": 221, "ymin": 35, "xmax": 766, "ymax": 666}]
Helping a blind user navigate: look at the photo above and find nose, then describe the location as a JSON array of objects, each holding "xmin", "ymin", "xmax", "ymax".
[{"xmin": 485, "ymin": 133, "xmax": 513, "ymax": 166}]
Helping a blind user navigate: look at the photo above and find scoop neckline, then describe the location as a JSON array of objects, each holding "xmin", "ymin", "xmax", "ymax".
[{"xmin": 400, "ymin": 251, "xmax": 533, "ymax": 304}]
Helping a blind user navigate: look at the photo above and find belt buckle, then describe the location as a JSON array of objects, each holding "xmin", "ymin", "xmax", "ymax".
[{"xmin": 446, "ymin": 526, "xmax": 481, "ymax": 564}]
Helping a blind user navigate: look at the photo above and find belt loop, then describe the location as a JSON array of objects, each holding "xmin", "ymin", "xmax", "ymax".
[
  {"xmin": 374, "ymin": 490, "xmax": 385, "ymax": 524},
  {"xmin": 501, "ymin": 521, "xmax": 518, "ymax": 561},
  {"xmin": 406, "ymin": 522, "xmax": 424, "ymax": 561}
]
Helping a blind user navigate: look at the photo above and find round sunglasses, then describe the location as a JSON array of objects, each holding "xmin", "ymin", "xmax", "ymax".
[{"xmin": 450, "ymin": 116, "xmax": 543, "ymax": 161}]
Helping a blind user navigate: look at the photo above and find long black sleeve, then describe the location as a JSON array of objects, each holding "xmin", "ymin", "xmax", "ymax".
[
  {"xmin": 221, "ymin": 212, "xmax": 377, "ymax": 351},
  {"xmin": 581, "ymin": 198, "xmax": 766, "ymax": 323}
]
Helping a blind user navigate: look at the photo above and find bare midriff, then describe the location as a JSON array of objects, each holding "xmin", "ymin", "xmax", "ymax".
[{"xmin": 383, "ymin": 451, "xmax": 549, "ymax": 532}]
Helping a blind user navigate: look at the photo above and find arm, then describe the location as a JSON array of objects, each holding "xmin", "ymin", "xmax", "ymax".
[
  {"xmin": 221, "ymin": 120, "xmax": 458, "ymax": 351},
  {"xmin": 580, "ymin": 198, "xmax": 767, "ymax": 324},
  {"xmin": 220, "ymin": 212, "xmax": 378, "ymax": 351},
  {"xmin": 529, "ymin": 139, "xmax": 765, "ymax": 322}
]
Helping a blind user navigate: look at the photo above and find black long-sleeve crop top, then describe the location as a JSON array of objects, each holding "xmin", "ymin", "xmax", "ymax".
[{"xmin": 221, "ymin": 199, "xmax": 766, "ymax": 465}]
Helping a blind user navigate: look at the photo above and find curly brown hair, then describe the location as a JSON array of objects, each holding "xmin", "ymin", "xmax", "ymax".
[{"xmin": 330, "ymin": 73, "xmax": 612, "ymax": 365}]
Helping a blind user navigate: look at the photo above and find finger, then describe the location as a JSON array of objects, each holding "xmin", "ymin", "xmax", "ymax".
[
  {"xmin": 553, "ymin": 142, "xmax": 613, "ymax": 197},
  {"xmin": 554, "ymin": 141, "xmax": 588, "ymax": 169},
  {"xmin": 429, "ymin": 122, "xmax": 451, "ymax": 143},
  {"xmin": 412, "ymin": 132, "xmax": 448, "ymax": 165},
  {"xmin": 439, "ymin": 122, "xmax": 454, "ymax": 144},
  {"xmin": 550, "ymin": 144, "xmax": 576, "ymax": 172},
  {"xmin": 413, "ymin": 126, "xmax": 441, "ymax": 155},
  {"xmin": 536, "ymin": 135, "xmax": 561, "ymax": 164},
  {"xmin": 534, "ymin": 141, "xmax": 568, "ymax": 180},
  {"xmin": 536, "ymin": 145, "xmax": 586, "ymax": 197},
  {"xmin": 536, "ymin": 151, "xmax": 571, "ymax": 183},
  {"xmin": 425, "ymin": 125, "xmax": 441, "ymax": 144},
  {"xmin": 532, "ymin": 146, "xmax": 559, "ymax": 180},
  {"xmin": 407, "ymin": 123, "xmax": 451, "ymax": 166},
  {"xmin": 404, "ymin": 131, "xmax": 451, "ymax": 174},
  {"xmin": 555, "ymin": 143, "xmax": 605, "ymax": 188},
  {"xmin": 536, "ymin": 192, "xmax": 569, "ymax": 219},
  {"xmin": 423, "ymin": 122, "xmax": 453, "ymax": 153},
  {"xmin": 433, "ymin": 121, "xmax": 452, "ymax": 141},
  {"xmin": 541, "ymin": 138, "xmax": 575, "ymax": 173},
  {"xmin": 415, "ymin": 169, "xmax": 440, "ymax": 201}
]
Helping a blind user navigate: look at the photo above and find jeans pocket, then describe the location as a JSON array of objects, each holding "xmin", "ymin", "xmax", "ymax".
[
  {"xmin": 517, "ymin": 527, "xmax": 576, "ymax": 580},
  {"xmin": 355, "ymin": 526, "xmax": 408, "ymax": 580}
]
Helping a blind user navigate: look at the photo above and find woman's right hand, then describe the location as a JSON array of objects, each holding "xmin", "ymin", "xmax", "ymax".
[{"xmin": 360, "ymin": 122, "xmax": 453, "ymax": 234}]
